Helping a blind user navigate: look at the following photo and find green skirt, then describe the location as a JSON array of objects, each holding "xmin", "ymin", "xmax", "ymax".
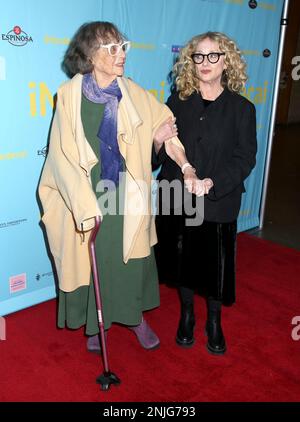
[{"xmin": 57, "ymin": 245, "xmax": 159, "ymax": 333}]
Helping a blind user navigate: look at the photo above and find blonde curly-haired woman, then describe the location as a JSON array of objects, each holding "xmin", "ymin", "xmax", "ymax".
[{"xmin": 155, "ymin": 32, "xmax": 257, "ymax": 355}]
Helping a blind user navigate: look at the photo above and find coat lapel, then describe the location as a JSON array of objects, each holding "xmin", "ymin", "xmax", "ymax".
[
  {"xmin": 67, "ymin": 74, "xmax": 98, "ymax": 175},
  {"xmin": 117, "ymin": 77, "xmax": 143, "ymax": 140}
]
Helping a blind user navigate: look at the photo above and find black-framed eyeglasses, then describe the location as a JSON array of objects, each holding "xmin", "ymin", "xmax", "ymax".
[{"xmin": 191, "ymin": 52, "xmax": 225, "ymax": 64}]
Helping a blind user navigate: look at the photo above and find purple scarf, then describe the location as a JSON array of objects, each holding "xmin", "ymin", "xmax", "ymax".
[{"xmin": 82, "ymin": 73, "xmax": 123, "ymax": 187}]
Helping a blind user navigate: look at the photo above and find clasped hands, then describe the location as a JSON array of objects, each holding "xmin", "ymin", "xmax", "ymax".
[
  {"xmin": 153, "ymin": 117, "xmax": 214, "ymax": 197},
  {"xmin": 183, "ymin": 168, "xmax": 213, "ymax": 197}
]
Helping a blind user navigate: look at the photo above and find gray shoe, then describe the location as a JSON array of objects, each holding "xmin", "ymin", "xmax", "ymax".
[
  {"xmin": 87, "ymin": 334, "xmax": 101, "ymax": 353},
  {"xmin": 129, "ymin": 319, "xmax": 160, "ymax": 350}
]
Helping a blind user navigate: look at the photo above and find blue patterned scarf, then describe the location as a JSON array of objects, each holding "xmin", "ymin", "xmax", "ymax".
[{"xmin": 82, "ymin": 73, "xmax": 123, "ymax": 188}]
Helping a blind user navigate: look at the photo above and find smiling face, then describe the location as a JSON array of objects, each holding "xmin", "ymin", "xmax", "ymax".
[
  {"xmin": 91, "ymin": 39, "xmax": 127, "ymax": 87},
  {"xmin": 193, "ymin": 37, "xmax": 226, "ymax": 89}
]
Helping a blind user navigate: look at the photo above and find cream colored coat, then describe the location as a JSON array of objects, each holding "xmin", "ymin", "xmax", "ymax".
[{"xmin": 39, "ymin": 74, "xmax": 183, "ymax": 292}]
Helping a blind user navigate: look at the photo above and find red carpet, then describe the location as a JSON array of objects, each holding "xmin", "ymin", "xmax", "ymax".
[{"xmin": 1, "ymin": 233, "xmax": 300, "ymax": 402}]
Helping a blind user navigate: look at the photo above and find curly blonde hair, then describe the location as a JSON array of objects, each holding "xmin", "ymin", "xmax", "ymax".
[{"xmin": 173, "ymin": 32, "xmax": 247, "ymax": 100}]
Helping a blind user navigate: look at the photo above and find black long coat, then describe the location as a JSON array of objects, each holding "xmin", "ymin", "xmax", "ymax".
[{"xmin": 154, "ymin": 88, "xmax": 257, "ymax": 223}]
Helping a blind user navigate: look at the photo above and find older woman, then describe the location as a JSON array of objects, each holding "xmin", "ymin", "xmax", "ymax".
[
  {"xmin": 155, "ymin": 32, "xmax": 257, "ymax": 354},
  {"xmin": 39, "ymin": 21, "xmax": 204, "ymax": 353}
]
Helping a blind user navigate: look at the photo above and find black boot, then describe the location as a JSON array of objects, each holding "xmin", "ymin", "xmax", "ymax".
[
  {"xmin": 176, "ymin": 303, "xmax": 195, "ymax": 347},
  {"xmin": 206, "ymin": 298, "xmax": 226, "ymax": 355}
]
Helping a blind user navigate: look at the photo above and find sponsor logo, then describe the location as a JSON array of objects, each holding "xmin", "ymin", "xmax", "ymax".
[
  {"xmin": 241, "ymin": 50, "xmax": 260, "ymax": 56},
  {"xmin": 37, "ymin": 146, "xmax": 48, "ymax": 157},
  {"xmin": 131, "ymin": 42, "xmax": 155, "ymax": 50},
  {"xmin": 248, "ymin": 0, "xmax": 257, "ymax": 8},
  {"xmin": 171, "ymin": 45, "xmax": 183, "ymax": 53},
  {"xmin": 2, "ymin": 26, "xmax": 33, "ymax": 47},
  {"xmin": 9, "ymin": 273, "xmax": 27, "ymax": 294},
  {"xmin": 0, "ymin": 219, "xmax": 28, "ymax": 229},
  {"xmin": 0, "ymin": 150, "xmax": 27, "ymax": 160},
  {"xmin": 35, "ymin": 271, "xmax": 53, "ymax": 281},
  {"xmin": 224, "ymin": 0, "xmax": 243, "ymax": 4},
  {"xmin": 258, "ymin": 1, "xmax": 276, "ymax": 11},
  {"xmin": 263, "ymin": 49, "xmax": 271, "ymax": 58},
  {"xmin": 44, "ymin": 35, "xmax": 70, "ymax": 45}
]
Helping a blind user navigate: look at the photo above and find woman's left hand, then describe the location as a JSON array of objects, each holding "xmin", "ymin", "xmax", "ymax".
[
  {"xmin": 183, "ymin": 168, "xmax": 206, "ymax": 197},
  {"xmin": 203, "ymin": 178, "xmax": 214, "ymax": 194},
  {"xmin": 153, "ymin": 117, "xmax": 178, "ymax": 152}
]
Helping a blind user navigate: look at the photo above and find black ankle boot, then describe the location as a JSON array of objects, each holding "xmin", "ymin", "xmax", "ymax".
[
  {"xmin": 206, "ymin": 299, "xmax": 226, "ymax": 355},
  {"xmin": 176, "ymin": 303, "xmax": 195, "ymax": 347}
]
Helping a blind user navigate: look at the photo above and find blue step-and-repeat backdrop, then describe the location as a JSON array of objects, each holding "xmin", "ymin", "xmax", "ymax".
[{"xmin": 0, "ymin": 0, "xmax": 284, "ymax": 316}]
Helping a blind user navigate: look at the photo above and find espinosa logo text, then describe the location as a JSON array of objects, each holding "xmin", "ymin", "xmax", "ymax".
[{"xmin": 2, "ymin": 26, "xmax": 33, "ymax": 46}]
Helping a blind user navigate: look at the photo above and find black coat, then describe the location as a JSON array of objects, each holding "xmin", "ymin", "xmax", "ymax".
[{"xmin": 154, "ymin": 88, "xmax": 257, "ymax": 223}]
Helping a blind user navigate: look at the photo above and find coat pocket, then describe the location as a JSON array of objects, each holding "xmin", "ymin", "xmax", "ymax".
[{"xmin": 41, "ymin": 198, "xmax": 69, "ymax": 258}]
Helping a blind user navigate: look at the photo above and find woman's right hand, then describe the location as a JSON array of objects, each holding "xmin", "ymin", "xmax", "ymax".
[
  {"xmin": 183, "ymin": 168, "xmax": 205, "ymax": 196},
  {"xmin": 184, "ymin": 171, "xmax": 214, "ymax": 197}
]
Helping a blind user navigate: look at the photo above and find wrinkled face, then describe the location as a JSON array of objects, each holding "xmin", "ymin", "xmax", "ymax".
[
  {"xmin": 91, "ymin": 38, "xmax": 127, "ymax": 85},
  {"xmin": 193, "ymin": 38, "xmax": 226, "ymax": 86}
]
